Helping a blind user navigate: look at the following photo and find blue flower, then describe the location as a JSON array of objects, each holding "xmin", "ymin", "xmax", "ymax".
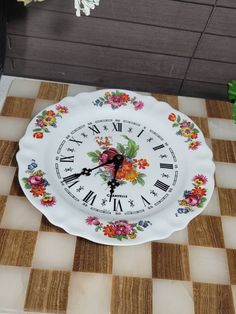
[
  {"xmin": 177, "ymin": 208, "xmax": 183, "ymax": 214},
  {"xmin": 184, "ymin": 190, "xmax": 191, "ymax": 197},
  {"xmin": 43, "ymin": 179, "xmax": 49, "ymax": 187},
  {"xmin": 28, "ymin": 162, "xmax": 37, "ymax": 170},
  {"xmin": 182, "ymin": 208, "xmax": 189, "ymax": 214},
  {"xmin": 138, "ymin": 220, "xmax": 144, "ymax": 226}
]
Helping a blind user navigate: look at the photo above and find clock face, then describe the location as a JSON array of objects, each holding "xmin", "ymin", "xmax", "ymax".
[{"xmin": 54, "ymin": 118, "xmax": 180, "ymax": 219}]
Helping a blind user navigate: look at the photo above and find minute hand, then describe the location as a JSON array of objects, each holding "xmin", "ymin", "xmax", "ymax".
[{"xmin": 79, "ymin": 157, "xmax": 115, "ymax": 176}]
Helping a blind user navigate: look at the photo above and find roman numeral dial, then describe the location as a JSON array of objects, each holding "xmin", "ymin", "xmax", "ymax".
[
  {"xmin": 83, "ymin": 190, "xmax": 97, "ymax": 205},
  {"xmin": 160, "ymin": 163, "xmax": 173, "ymax": 169},
  {"xmin": 154, "ymin": 180, "xmax": 169, "ymax": 192}
]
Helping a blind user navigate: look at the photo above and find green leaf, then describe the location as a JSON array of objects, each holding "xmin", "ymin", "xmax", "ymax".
[
  {"xmin": 125, "ymin": 139, "xmax": 139, "ymax": 158},
  {"xmin": 92, "ymin": 157, "xmax": 99, "ymax": 163},
  {"xmin": 193, "ymin": 128, "xmax": 199, "ymax": 133},
  {"xmin": 228, "ymin": 80, "xmax": 236, "ymax": 102},
  {"xmin": 42, "ymin": 110, "xmax": 47, "ymax": 116},
  {"xmin": 136, "ymin": 226, "xmax": 144, "ymax": 231},
  {"xmin": 24, "ymin": 183, "xmax": 31, "ymax": 189},
  {"xmin": 172, "ymin": 123, "xmax": 179, "ymax": 127},
  {"xmin": 233, "ymin": 101, "xmax": 236, "ymax": 124},
  {"xmin": 132, "ymin": 180, "xmax": 138, "ymax": 185},
  {"xmin": 138, "ymin": 173, "xmax": 146, "ymax": 178},
  {"xmin": 36, "ymin": 115, "xmax": 44, "ymax": 120},
  {"xmin": 44, "ymin": 128, "xmax": 50, "ymax": 133},
  {"xmin": 33, "ymin": 128, "xmax": 42, "ymax": 132},
  {"xmin": 22, "ymin": 177, "xmax": 28, "ymax": 183},
  {"xmin": 190, "ymin": 123, "xmax": 195, "ymax": 129},
  {"xmin": 116, "ymin": 143, "xmax": 125, "ymax": 154},
  {"xmin": 201, "ymin": 197, "xmax": 207, "ymax": 202},
  {"xmin": 87, "ymin": 151, "xmax": 100, "ymax": 158},
  {"xmin": 177, "ymin": 115, "xmax": 181, "ymax": 123},
  {"xmin": 137, "ymin": 175, "xmax": 145, "ymax": 186}
]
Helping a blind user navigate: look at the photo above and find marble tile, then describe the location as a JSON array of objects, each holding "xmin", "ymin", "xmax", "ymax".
[
  {"xmin": 231, "ymin": 285, "xmax": 236, "ymax": 311},
  {"xmin": 113, "ymin": 243, "xmax": 152, "ymax": 277},
  {"xmin": 189, "ymin": 246, "xmax": 230, "ymax": 284},
  {"xmin": 32, "ymin": 232, "xmax": 76, "ymax": 270},
  {"xmin": 219, "ymin": 188, "xmax": 236, "ymax": 216},
  {"xmin": 67, "ymin": 84, "xmax": 97, "ymax": 96},
  {"xmin": 153, "ymin": 279, "xmax": 194, "ymax": 314},
  {"xmin": 208, "ymin": 118, "xmax": 236, "ymax": 141},
  {"xmin": 215, "ymin": 162, "xmax": 236, "ymax": 189},
  {"xmin": 37, "ymin": 82, "xmax": 68, "ymax": 101},
  {"xmin": 0, "ymin": 166, "xmax": 16, "ymax": 195},
  {"xmin": 1, "ymin": 97, "xmax": 35, "ymax": 119},
  {"xmin": 178, "ymin": 96, "xmax": 207, "ymax": 117},
  {"xmin": 0, "ymin": 266, "xmax": 30, "ymax": 311},
  {"xmin": 152, "ymin": 94, "xmax": 179, "ymax": 110},
  {"xmin": 67, "ymin": 272, "xmax": 112, "ymax": 314},
  {"xmin": 7, "ymin": 79, "xmax": 41, "ymax": 99},
  {"xmin": 31, "ymin": 99, "xmax": 55, "ymax": 117},
  {"xmin": 221, "ymin": 217, "xmax": 236, "ymax": 249},
  {"xmin": 0, "ymin": 116, "xmax": 29, "ymax": 141},
  {"xmin": 1, "ymin": 196, "xmax": 41, "ymax": 230},
  {"xmin": 156, "ymin": 227, "xmax": 188, "ymax": 245},
  {"xmin": 203, "ymin": 188, "xmax": 221, "ymax": 216},
  {"xmin": 0, "ymin": 75, "xmax": 16, "ymax": 112}
]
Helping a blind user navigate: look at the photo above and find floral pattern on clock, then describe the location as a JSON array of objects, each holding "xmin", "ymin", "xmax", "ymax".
[
  {"xmin": 168, "ymin": 113, "xmax": 201, "ymax": 150},
  {"xmin": 87, "ymin": 135, "xmax": 150, "ymax": 186},
  {"xmin": 33, "ymin": 105, "xmax": 69, "ymax": 139},
  {"xmin": 176, "ymin": 174, "xmax": 208, "ymax": 215},
  {"xmin": 93, "ymin": 90, "xmax": 144, "ymax": 110},
  {"xmin": 86, "ymin": 216, "xmax": 152, "ymax": 241},
  {"xmin": 22, "ymin": 160, "xmax": 56, "ymax": 207}
]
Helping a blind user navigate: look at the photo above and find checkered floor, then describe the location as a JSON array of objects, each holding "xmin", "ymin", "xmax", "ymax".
[{"xmin": 0, "ymin": 77, "xmax": 236, "ymax": 314}]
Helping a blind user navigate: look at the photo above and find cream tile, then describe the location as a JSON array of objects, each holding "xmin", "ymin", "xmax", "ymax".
[
  {"xmin": 202, "ymin": 188, "xmax": 221, "ymax": 216},
  {"xmin": 215, "ymin": 162, "xmax": 236, "ymax": 189},
  {"xmin": 0, "ymin": 166, "xmax": 16, "ymax": 195},
  {"xmin": 67, "ymin": 84, "xmax": 96, "ymax": 96},
  {"xmin": 153, "ymin": 279, "xmax": 194, "ymax": 314},
  {"xmin": 156, "ymin": 227, "xmax": 188, "ymax": 245},
  {"xmin": 0, "ymin": 116, "xmax": 29, "ymax": 141},
  {"xmin": 189, "ymin": 246, "xmax": 230, "ymax": 284},
  {"xmin": 232, "ymin": 285, "xmax": 236, "ymax": 311},
  {"xmin": 0, "ymin": 75, "xmax": 15, "ymax": 112},
  {"xmin": 205, "ymin": 137, "xmax": 212, "ymax": 150},
  {"xmin": 208, "ymin": 118, "xmax": 236, "ymax": 141},
  {"xmin": 8, "ymin": 79, "xmax": 41, "ymax": 99},
  {"xmin": 67, "ymin": 272, "xmax": 112, "ymax": 314},
  {"xmin": 32, "ymin": 232, "xmax": 76, "ymax": 270},
  {"xmin": 31, "ymin": 99, "xmax": 55, "ymax": 117},
  {"xmin": 0, "ymin": 265, "xmax": 30, "ymax": 311},
  {"xmin": 113, "ymin": 243, "xmax": 152, "ymax": 277},
  {"xmin": 1, "ymin": 196, "xmax": 41, "ymax": 230},
  {"xmin": 136, "ymin": 91, "xmax": 152, "ymax": 96},
  {"xmin": 178, "ymin": 96, "xmax": 207, "ymax": 117},
  {"xmin": 222, "ymin": 217, "xmax": 236, "ymax": 249}
]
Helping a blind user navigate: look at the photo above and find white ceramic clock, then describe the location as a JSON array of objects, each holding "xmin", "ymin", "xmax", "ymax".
[{"xmin": 17, "ymin": 89, "xmax": 215, "ymax": 245}]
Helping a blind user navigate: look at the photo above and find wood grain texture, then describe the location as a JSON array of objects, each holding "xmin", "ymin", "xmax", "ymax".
[
  {"xmin": 0, "ymin": 229, "xmax": 37, "ymax": 266},
  {"xmin": 180, "ymin": 80, "xmax": 228, "ymax": 100},
  {"xmin": 7, "ymin": 8, "xmax": 200, "ymax": 58},
  {"xmin": 226, "ymin": 249, "xmax": 236, "ymax": 284},
  {"xmin": 218, "ymin": 188, "xmax": 236, "ymax": 216},
  {"xmin": 29, "ymin": 0, "xmax": 212, "ymax": 32},
  {"xmin": 111, "ymin": 276, "xmax": 152, "ymax": 314},
  {"xmin": 7, "ymin": 36, "xmax": 189, "ymax": 80},
  {"xmin": 9, "ymin": 168, "xmax": 24, "ymax": 196},
  {"xmin": 24, "ymin": 269, "xmax": 70, "ymax": 313},
  {"xmin": 0, "ymin": 140, "xmax": 18, "ymax": 166},
  {"xmin": 4, "ymin": 58, "xmax": 183, "ymax": 95},
  {"xmin": 73, "ymin": 237, "xmax": 113, "ymax": 273},
  {"xmin": 0, "ymin": 196, "xmax": 7, "ymax": 223},
  {"xmin": 217, "ymin": 0, "xmax": 236, "ymax": 8},
  {"xmin": 206, "ymin": 99, "xmax": 232, "ymax": 119},
  {"xmin": 152, "ymin": 242, "xmax": 191, "ymax": 280},
  {"xmin": 1, "ymin": 96, "xmax": 35, "ymax": 118},
  {"xmin": 40, "ymin": 216, "xmax": 66, "ymax": 233},
  {"xmin": 195, "ymin": 34, "xmax": 236, "ymax": 63},
  {"xmin": 37, "ymin": 82, "xmax": 68, "ymax": 101},
  {"xmin": 189, "ymin": 116, "xmax": 210, "ymax": 138},
  {"xmin": 212, "ymin": 139, "xmax": 236, "ymax": 163},
  {"xmin": 188, "ymin": 215, "xmax": 225, "ymax": 248},
  {"xmin": 206, "ymin": 7, "xmax": 236, "ymax": 37},
  {"xmin": 193, "ymin": 282, "xmax": 235, "ymax": 314},
  {"xmin": 152, "ymin": 93, "xmax": 179, "ymax": 109}
]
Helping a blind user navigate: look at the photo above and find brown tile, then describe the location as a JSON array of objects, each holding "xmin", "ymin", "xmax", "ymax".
[
  {"xmin": 0, "ymin": 196, "xmax": 7, "ymax": 223},
  {"xmin": 219, "ymin": 188, "xmax": 236, "ymax": 216},
  {"xmin": 40, "ymin": 215, "xmax": 66, "ymax": 233},
  {"xmin": 212, "ymin": 139, "xmax": 236, "ymax": 163},
  {"xmin": 37, "ymin": 82, "xmax": 68, "ymax": 101},
  {"xmin": 0, "ymin": 140, "xmax": 18, "ymax": 166},
  {"xmin": 111, "ymin": 276, "xmax": 152, "ymax": 314},
  {"xmin": 1, "ymin": 96, "xmax": 35, "ymax": 118},
  {"xmin": 188, "ymin": 215, "xmax": 225, "ymax": 248},
  {"xmin": 152, "ymin": 93, "xmax": 179, "ymax": 110},
  {"xmin": 193, "ymin": 282, "xmax": 234, "ymax": 314},
  {"xmin": 189, "ymin": 116, "xmax": 210, "ymax": 138},
  {"xmin": 152, "ymin": 242, "xmax": 190, "ymax": 280},
  {"xmin": 24, "ymin": 269, "xmax": 70, "ymax": 313},
  {"xmin": 73, "ymin": 237, "xmax": 113, "ymax": 273},
  {"xmin": 226, "ymin": 249, "xmax": 236, "ymax": 285},
  {"xmin": 0, "ymin": 229, "xmax": 37, "ymax": 266},
  {"xmin": 9, "ymin": 168, "xmax": 25, "ymax": 196},
  {"xmin": 206, "ymin": 100, "xmax": 232, "ymax": 119}
]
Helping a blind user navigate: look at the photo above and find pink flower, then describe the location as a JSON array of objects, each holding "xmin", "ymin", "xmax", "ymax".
[
  {"xmin": 185, "ymin": 194, "xmax": 200, "ymax": 206},
  {"xmin": 56, "ymin": 105, "xmax": 69, "ymax": 114},
  {"xmin": 36, "ymin": 119, "xmax": 45, "ymax": 127},
  {"xmin": 133, "ymin": 101, "xmax": 144, "ymax": 110},
  {"xmin": 99, "ymin": 147, "xmax": 119, "ymax": 170},
  {"xmin": 193, "ymin": 174, "xmax": 208, "ymax": 185},
  {"xmin": 113, "ymin": 220, "xmax": 133, "ymax": 235},
  {"xmin": 28, "ymin": 175, "xmax": 44, "ymax": 187},
  {"xmin": 107, "ymin": 96, "xmax": 124, "ymax": 109},
  {"xmin": 40, "ymin": 195, "xmax": 56, "ymax": 207},
  {"xmin": 86, "ymin": 216, "xmax": 100, "ymax": 226},
  {"xmin": 180, "ymin": 121, "xmax": 191, "ymax": 128}
]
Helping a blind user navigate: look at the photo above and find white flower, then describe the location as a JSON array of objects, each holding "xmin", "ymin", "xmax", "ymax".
[
  {"xmin": 17, "ymin": 0, "xmax": 45, "ymax": 5},
  {"xmin": 74, "ymin": 0, "xmax": 100, "ymax": 16}
]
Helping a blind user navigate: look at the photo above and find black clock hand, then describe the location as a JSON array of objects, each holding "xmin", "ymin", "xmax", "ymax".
[{"xmin": 108, "ymin": 154, "xmax": 124, "ymax": 202}]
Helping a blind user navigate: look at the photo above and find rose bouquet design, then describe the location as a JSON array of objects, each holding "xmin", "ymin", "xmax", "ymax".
[{"xmin": 87, "ymin": 136, "xmax": 150, "ymax": 186}]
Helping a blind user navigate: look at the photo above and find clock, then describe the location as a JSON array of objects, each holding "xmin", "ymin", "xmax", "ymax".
[{"xmin": 17, "ymin": 89, "xmax": 215, "ymax": 245}]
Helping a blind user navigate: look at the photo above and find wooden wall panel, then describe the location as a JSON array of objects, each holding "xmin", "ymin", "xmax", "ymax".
[
  {"xmin": 217, "ymin": 0, "xmax": 236, "ymax": 8},
  {"xmin": 206, "ymin": 7, "xmax": 236, "ymax": 36}
]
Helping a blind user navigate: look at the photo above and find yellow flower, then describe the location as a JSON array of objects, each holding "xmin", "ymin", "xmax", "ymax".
[
  {"xmin": 43, "ymin": 115, "xmax": 56, "ymax": 126},
  {"xmin": 128, "ymin": 233, "xmax": 137, "ymax": 239},
  {"xmin": 125, "ymin": 170, "xmax": 138, "ymax": 181},
  {"xmin": 105, "ymin": 92, "xmax": 111, "ymax": 97},
  {"xmin": 179, "ymin": 200, "xmax": 188, "ymax": 206},
  {"xmin": 181, "ymin": 127, "xmax": 193, "ymax": 137}
]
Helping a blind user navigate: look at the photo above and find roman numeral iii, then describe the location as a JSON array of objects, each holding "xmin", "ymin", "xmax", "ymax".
[
  {"xmin": 83, "ymin": 191, "xmax": 97, "ymax": 205},
  {"xmin": 154, "ymin": 180, "xmax": 169, "ymax": 192}
]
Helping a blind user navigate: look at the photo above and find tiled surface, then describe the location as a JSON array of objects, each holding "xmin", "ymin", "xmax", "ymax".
[{"xmin": 0, "ymin": 77, "xmax": 235, "ymax": 313}]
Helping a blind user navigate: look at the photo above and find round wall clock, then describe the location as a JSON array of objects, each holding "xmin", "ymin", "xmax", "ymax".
[{"xmin": 17, "ymin": 89, "xmax": 215, "ymax": 245}]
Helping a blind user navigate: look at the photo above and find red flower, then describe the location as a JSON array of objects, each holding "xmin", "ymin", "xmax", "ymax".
[
  {"xmin": 47, "ymin": 110, "xmax": 55, "ymax": 116},
  {"xmin": 134, "ymin": 159, "xmax": 149, "ymax": 169},
  {"xmin": 120, "ymin": 94, "xmax": 130, "ymax": 102},
  {"xmin": 99, "ymin": 147, "xmax": 119, "ymax": 170},
  {"xmin": 191, "ymin": 133, "xmax": 198, "ymax": 139},
  {"xmin": 33, "ymin": 132, "xmax": 44, "ymax": 139},
  {"xmin": 192, "ymin": 187, "xmax": 206, "ymax": 197},
  {"xmin": 31, "ymin": 185, "xmax": 46, "ymax": 197},
  {"xmin": 103, "ymin": 225, "xmax": 116, "ymax": 237},
  {"xmin": 168, "ymin": 113, "xmax": 176, "ymax": 121},
  {"xmin": 185, "ymin": 194, "xmax": 200, "ymax": 206}
]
